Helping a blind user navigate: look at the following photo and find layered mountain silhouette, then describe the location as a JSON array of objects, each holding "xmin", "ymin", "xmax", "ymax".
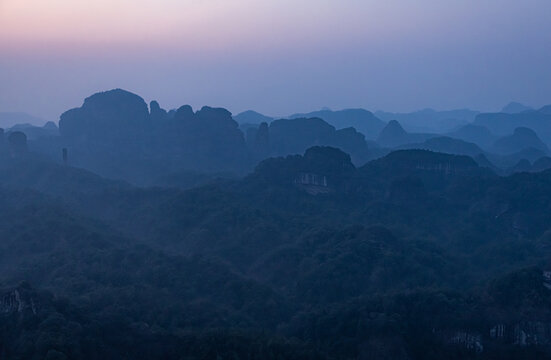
[
  {"xmin": 501, "ymin": 101, "xmax": 533, "ymax": 114},
  {"xmin": 397, "ymin": 136, "xmax": 486, "ymax": 159},
  {"xmin": 246, "ymin": 118, "xmax": 371, "ymax": 165},
  {"xmin": 6, "ymin": 88, "xmax": 551, "ymax": 188},
  {"xmin": 376, "ymin": 120, "xmax": 435, "ymax": 148},
  {"xmin": 491, "ymin": 127, "xmax": 549, "ymax": 155},
  {"xmin": 474, "ymin": 106, "xmax": 551, "ymax": 145},
  {"xmin": 0, "ymin": 112, "xmax": 47, "ymax": 128},
  {"xmin": 51, "ymin": 89, "xmax": 248, "ymax": 183},
  {"xmin": 447, "ymin": 123, "xmax": 497, "ymax": 149},
  {"xmin": 288, "ymin": 108, "xmax": 386, "ymax": 139},
  {"xmin": 234, "ymin": 110, "xmax": 274, "ymax": 124},
  {"xmin": 375, "ymin": 108, "xmax": 479, "ymax": 133}
]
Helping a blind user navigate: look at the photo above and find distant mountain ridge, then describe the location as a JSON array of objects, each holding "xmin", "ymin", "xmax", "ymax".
[
  {"xmin": 501, "ymin": 102, "xmax": 533, "ymax": 114},
  {"xmin": 287, "ymin": 109, "xmax": 386, "ymax": 139},
  {"xmin": 474, "ymin": 106, "xmax": 551, "ymax": 144},
  {"xmin": 376, "ymin": 120, "xmax": 436, "ymax": 148},
  {"xmin": 0, "ymin": 112, "xmax": 48, "ymax": 128},
  {"xmin": 234, "ymin": 110, "xmax": 274, "ymax": 124},
  {"xmin": 491, "ymin": 127, "xmax": 549, "ymax": 155},
  {"xmin": 375, "ymin": 108, "xmax": 479, "ymax": 133}
]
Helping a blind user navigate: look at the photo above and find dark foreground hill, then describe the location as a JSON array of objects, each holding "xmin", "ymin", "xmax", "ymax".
[{"xmin": 2, "ymin": 147, "xmax": 551, "ymax": 358}]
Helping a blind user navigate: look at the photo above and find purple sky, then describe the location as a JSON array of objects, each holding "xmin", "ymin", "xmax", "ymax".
[{"xmin": 1, "ymin": 0, "xmax": 550, "ymax": 123}]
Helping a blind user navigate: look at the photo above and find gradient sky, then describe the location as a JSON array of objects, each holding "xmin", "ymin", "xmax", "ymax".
[{"xmin": 1, "ymin": 0, "xmax": 550, "ymax": 123}]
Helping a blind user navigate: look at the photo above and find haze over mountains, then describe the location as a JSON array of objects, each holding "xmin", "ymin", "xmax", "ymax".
[
  {"xmin": 4, "ymin": 90, "xmax": 550, "ymax": 185},
  {"xmin": 2, "ymin": 89, "xmax": 551, "ymax": 359}
]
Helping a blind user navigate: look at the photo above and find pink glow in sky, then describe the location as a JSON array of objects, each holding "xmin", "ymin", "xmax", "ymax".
[{"xmin": 1, "ymin": 0, "xmax": 550, "ymax": 122}]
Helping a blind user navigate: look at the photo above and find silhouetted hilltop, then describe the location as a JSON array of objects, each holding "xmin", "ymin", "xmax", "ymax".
[
  {"xmin": 0, "ymin": 112, "xmax": 47, "ymax": 128},
  {"xmin": 501, "ymin": 102, "xmax": 533, "ymax": 114},
  {"xmin": 491, "ymin": 127, "xmax": 549, "ymax": 155},
  {"xmin": 234, "ymin": 110, "xmax": 274, "ymax": 124},
  {"xmin": 288, "ymin": 109, "xmax": 385, "ymax": 139},
  {"xmin": 376, "ymin": 120, "xmax": 408, "ymax": 147},
  {"xmin": 375, "ymin": 108, "xmax": 478, "ymax": 133},
  {"xmin": 376, "ymin": 120, "xmax": 435, "ymax": 148},
  {"xmin": 149, "ymin": 100, "xmax": 168, "ymax": 122},
  {"xmin": 52, "ymin": 89, "xmax": 249, "ymax": 183},
  {"xmin": 7, "ymin": 122, "xmax": 59, "ymax": 140},
  {"xmin": 60, "ymin": 88, "xmax": 150, "ymax": 140}
]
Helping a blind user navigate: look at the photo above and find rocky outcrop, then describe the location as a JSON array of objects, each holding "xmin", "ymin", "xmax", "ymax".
[
  {"xmin": 59, "ymin": 88, "xmax": 150, "ymax": 140},
  {"xmin": 0, "ymin": 285, "xmax": 38, "ymax": 316},
  {"xmin": 288, "ymin": 108, "xmax": 385, "ymax": 139},
  {"xmin": 149, "ymin": 100, "xmax": 167, "ymax": 122},
  {"xmin": 449, "ymin": 331, "xmax": 484, "ymax": 353}
]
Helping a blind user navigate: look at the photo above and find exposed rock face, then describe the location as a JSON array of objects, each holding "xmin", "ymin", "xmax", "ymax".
[
  {"xmin": 295, "ymin": 173, "xmax": 328, "ymax": 187},
  {"xmin": 0, "ymin": 286, "xmax": 38, "ymax": 316},
  {"xmin": 294, "ymin": 173, "xmax": 330, "ymax": 195},
  {"xmin": 449, "ymin": 331, "xmax": 483, "ymax": 353},
  {"xmin": 487, "ymin": 322, "xmax": 551, "ymax": 346},
  {"xmin": 513, "ymin": 322, "xmax": 551, "ymax": 346},
  {"xmin": 252, "ymin": 146, "xmax": 356, "ymax": 193}
]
